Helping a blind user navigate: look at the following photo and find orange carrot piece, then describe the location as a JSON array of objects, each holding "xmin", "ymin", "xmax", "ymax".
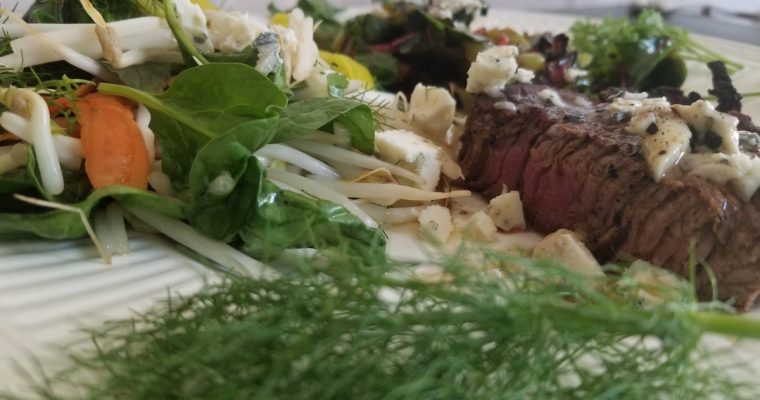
[
  {"xmin": 47, "ymin": 97, "xmax": 72, "ymax": 116},
  {"xmin": 77, "ymin": 93, "xmax": 151, "ymax": 190}
]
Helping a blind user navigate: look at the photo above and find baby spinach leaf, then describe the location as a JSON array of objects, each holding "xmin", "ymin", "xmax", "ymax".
[
  {"xmin": 23, "ymin": 149, "xmax": 91, "ymax": 203},
  {"xmin": 183, "ymin": 115, "xmax": 383, "ymax": 259},
  {"xmin": 98, "ymin": 63, "xmax": 288, "ymax": 184},
  {"xmin": 0, "ymin": 186, "xmax": 183, "ymax": 241},
  {"xmin": 108, "ymin": 63, "xmax": 175, "ymax": 94},
  {"xmin": 274, "ymin": 97, "xmax": 375, "ymax": 153},
  {"xmin": 205, "ymin": 46, "xmax": 259, "ymax": 66},
  {"xmin": 239, "ymin": 180, "xmax": 386, "ymax": 261},
  {"xmin": 0, "ymin": 168, "xmax": 34, "ymax": 195},
  {"xmin": 187, "ymin": 118, "xmax": 278, "ymax": 241},
  {"xmin": 20, "ymin": 149, "xmax": 91, "ymax": 204},
  {"xmin": 23, "ymin": 0, "xmax": 149, "ymax": 23}
]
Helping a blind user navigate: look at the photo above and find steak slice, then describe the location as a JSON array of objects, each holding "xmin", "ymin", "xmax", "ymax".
[{"xmin": 460, "ymin": 83, "xmax": 760, "ymax": 310}]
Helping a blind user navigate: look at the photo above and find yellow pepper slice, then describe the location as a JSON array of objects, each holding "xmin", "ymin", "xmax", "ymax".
[
  {"xmin": 270, "ymin": 13, "xmax": 375, "ymax": 88},
  {"xmin": 270, "ymin": 12, "xmax": 290, "ymax": 27},
  {"xmin": 190, "ymin": 0, "xmax": 217, "ymax": 9},
  {"xmin": 319, "ymin": 51, "xmax": 375, "ymax": 89}
]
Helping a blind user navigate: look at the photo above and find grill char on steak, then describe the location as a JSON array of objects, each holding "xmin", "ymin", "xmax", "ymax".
[{"xmin": 460, "ymin": 84, "xmax": 760, "ymax": 311}]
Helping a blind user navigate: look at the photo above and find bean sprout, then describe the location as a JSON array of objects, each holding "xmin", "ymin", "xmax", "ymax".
[
  {"xmin": 126, "ymin": 205, "xmax": 278, "ymax": 279},
  {"xmin": 0, "ymin": 89, "xmax": 64, "ymax": 195},
  {"xmin": 136, "ymin": 104, "xmax": 157, "ymax": 161},
  {"xmin": 255, "ymin": 144, "xmax": 340, "ymax": 179},
  {"xmin": 309, "ymin": 179, "xmax": 471, "ymax": 203},
  {"xmin": 0, "ymin": 111, "xmax": 83, "ymax": 170},
  {"xmin": 0, "ymin": 8, "xmax": 118, "ymax": 81},
  {"xmin": 288, "ymin": 139, "xmax": 426, "ymax": 185},
  {"xmin": 267, "ymin": 168, "xmax": 378, "ymax": 228}
]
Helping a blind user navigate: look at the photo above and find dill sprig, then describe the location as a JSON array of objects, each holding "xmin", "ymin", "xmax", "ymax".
[
  {"xmin": 35, "ymin": 76, "xmax": 93, "ymax": 133},
  {"xmin": 14, "ymin": 244, "xmax": 760, "ymax": 400}
]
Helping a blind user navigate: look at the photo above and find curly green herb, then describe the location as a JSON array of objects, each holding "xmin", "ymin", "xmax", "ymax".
[{"xmin": 571, "ymin": 9, "xmax": 742, "ymax": 91}]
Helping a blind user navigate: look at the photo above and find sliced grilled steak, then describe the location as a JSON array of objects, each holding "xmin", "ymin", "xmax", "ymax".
[{"xmin": 460, "ymin": 84, "xmax": 760, "ymax": 310}]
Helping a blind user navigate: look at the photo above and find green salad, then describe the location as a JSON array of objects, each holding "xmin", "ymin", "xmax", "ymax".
[{"xmin": 1, "ymin": 1, "xmax": 759, "ymax": 399}]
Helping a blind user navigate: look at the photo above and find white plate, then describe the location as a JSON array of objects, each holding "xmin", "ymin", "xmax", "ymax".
[{"xmin": 2, "ymin": 5, "xmax": 760, "ymax": 395}]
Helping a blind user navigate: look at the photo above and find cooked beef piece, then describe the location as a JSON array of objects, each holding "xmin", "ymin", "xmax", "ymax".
[
  {"xmin": 647, "ymin": 86, "xmax": 702, "ymax": 105},
  {"xmin": 708, "ymin": 61, "xmax": 742, "ymax": 113},
  {"xmin": 460, "ymin": 84, "xmax": 760, "ymax": 310}
]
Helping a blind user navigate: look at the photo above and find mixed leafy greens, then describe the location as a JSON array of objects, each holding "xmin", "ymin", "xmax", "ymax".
[
  {"xmin": 332, "ymin": 2, "xmax": 488, "ymax": 93},
  {"xmin": 571, "ymin": 9, "xmax": 742, "ymax": 91},
  {"xmin": 0, "ymin": 62, "xmax": 382, "ymax": 261},
  {"xmin": 0, "ymin": 1, "xmax": 383, "ymax": 262},
  {"xmin": 304, "ymin": 1, "xmax": 741, "ymax": 95},
  {"xmin": 23, "ymin": 0, "xmax": 153, "ymax": 23}
]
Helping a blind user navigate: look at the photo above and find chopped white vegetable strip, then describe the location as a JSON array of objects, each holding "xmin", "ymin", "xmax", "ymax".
[
  {"xmin": 0, "ymin": 111, "xmax": 83, "ymax": 170},
  {"xmin": 269, "ymin": 178, "xmax": 305, "ymax": 194},
  {"xmin": 0, "ymin": 143, "xmax": 28, "ymax": 175},
  {"xmin": 356, "ymin": 202, "xmax": 423, "ymax": 224},
  {"xmin": 299, "ymin": 131, "xmax": 352, "ymax": 146},
  {"xmin": 0, "ymin": 89, "xmax": 64, "ymax": 195},
  {"xmin": 148, "ymin": 161, "xmax": 173, "ymax": 196},
  {"xmin": 117, "ymin": 30, "xmax": 178, "ymax": 52},
  {"xmin": 51, "ymin": 135, "xmax": 83, "ymax": 170},
  {"xmin": 255, "ymin": 144, "xmax": 340, "ymax": 179},
  {"xmin": 288, "ymin": 140, "xmax": 426, "ymax": 186},
  {"xmin": 0, "ymin": 16, "xmax": 174, "ymax": 70},
  {"xmin": 113, "ymin": 48, "xmax": 183, "ymax": 69},
  {"xmin": 314, "ymin": 180, "xmax": 471, "ymax": 202},
  {"xmin": 104, "ymin": 202, "xmax": 129, "ymax": 255},
  {"xmin": 0, "ymin": 9, "xmax": 118, "ymax": 81},
  {"xmin": 267, "ymin": 168, "xmax": 378, "ymax": 228},
  {"xmin": 136, "ymin": 105, "xmax": 156, "ymax": 161},
  {"xmin": 126, "ymin": 205, "xmax": 278, "ymax": 279},
  {"xmin": 325, "ymin": 159, "xmax": 366, "ymax": 180},
  {"xmin": 93, "ymin": 204, "xmax": 129, "ymax": 258},
  {"xmin": 2, "ymin": 23, "xmax": 96, "ymax": 37}
]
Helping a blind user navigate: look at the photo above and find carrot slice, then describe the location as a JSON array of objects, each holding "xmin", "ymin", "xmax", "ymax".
[{"xmin": 77, "ymin": 93, "xmax": 151, "ymax": 190}]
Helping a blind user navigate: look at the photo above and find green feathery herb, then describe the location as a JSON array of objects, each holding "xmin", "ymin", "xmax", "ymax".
[
  {"xmin": 36, "ymin": 76, "xmax": 93, "ymax": 132},
  {"xmin": 12, "ymin": 244, "xmax": 760, "ymax": 400}
]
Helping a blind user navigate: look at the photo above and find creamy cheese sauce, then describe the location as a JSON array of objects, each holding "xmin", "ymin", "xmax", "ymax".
[
  {"xmin": 620, "ymin": 97, "xmax": 691, "ymax": 182},
  {"xmin": 466, "ymin": 46, "xmax": 534, "ymax": 97},
  {"xmin": 608, "ymin": 95, "xmax": 760, "ymax": 201},
  {"xmin": 493, "ymin": 101, "xmax": 518, "ymax": 112},
  {"xmin": 537, "ymin": 88, "xmax": 565, "ymax": 107}
]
